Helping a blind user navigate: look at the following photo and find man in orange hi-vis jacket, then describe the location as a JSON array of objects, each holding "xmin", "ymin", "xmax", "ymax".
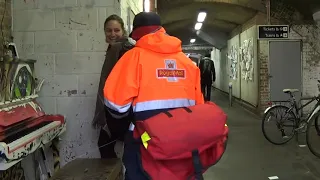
[{"xmin": 103, "ymin": 12, "xmax": 204, "ymax": 180}]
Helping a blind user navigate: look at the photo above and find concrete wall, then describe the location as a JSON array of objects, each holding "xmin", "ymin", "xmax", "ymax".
[
  {"xmin": 240, "ymin": 26, "xmax": 259, "ymax": 106},
  {"xmin": 226, "ymin": 34, "xmax": 241, "ymax": 99},
  {"xmin": 212, "ymin": 47, "xmax": 229, "ymax": 93},
  {"xmin": 215, "ymin": 20, "xmax": 259, "ymax": 107},
  {"xmin": 122, "ymin": 0, "xmax": 143, "ymax": 15},
  {"xmin": 217, "ymin": 48, "xmax": 229, "ymax": 92},
  {"xmin": 212, "ymin": 48, "xmax": 221, "ymax": 90},
  {"xmin": 12, "ymin": 0, "xmax": 142, "ymax": 178},
  {"xmin": 219, "ymin": 48, "xmax": 229, "ymax": 92}
]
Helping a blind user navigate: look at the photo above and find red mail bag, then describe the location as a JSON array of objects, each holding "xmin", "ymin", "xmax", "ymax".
[{"xmin": 133, "ymin": 102, "xmax": 228, "ymax": 180}]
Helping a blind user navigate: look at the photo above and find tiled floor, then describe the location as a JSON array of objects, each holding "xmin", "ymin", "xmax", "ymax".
[{"xmin": 203, "ymin": 90, "xmax": 320, "ymax": 180}]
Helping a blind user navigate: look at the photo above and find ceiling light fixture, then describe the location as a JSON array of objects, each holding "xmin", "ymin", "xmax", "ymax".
[
  {"xmin": 190, "ymin": 39, "xmax": 196, "ymax": 43},
  {"xmin": 197, "ymin": 12, "xmax": 207, "ymax": 22},
  {"xmin": 194, "ymin": 23, "xmax": 202, "ymax": 30},
  {"xmin": 144, "ymin": 0, "xmax": 150, "ymax": 12}
]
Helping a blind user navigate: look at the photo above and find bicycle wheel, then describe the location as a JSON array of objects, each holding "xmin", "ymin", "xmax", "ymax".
[
  {"xmin": 306, "ymin": 114, "xmax": 320, "ymax": 158},
  {"xmin": 262, "ymin": 105, "xmax": 297, "ymax": 145}
]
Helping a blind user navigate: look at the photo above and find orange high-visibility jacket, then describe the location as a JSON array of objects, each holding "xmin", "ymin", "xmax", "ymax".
[{"xmin": 103, "ymin": 28, "xmax": 204, "ymax": 121}]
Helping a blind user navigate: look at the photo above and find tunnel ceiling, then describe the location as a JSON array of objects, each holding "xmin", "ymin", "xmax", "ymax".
[
  {"xmin": 158, "ymin": 0, "xmax": 264, "ymax": 48},
  {"xmin": 158, "ymin": 0, "xmax": 320, "ymax": 48}
]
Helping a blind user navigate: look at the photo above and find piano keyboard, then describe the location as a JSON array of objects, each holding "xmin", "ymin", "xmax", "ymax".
[{"xmin": 0, "ymin": 119, "xmax": 66, "ymax": 170}]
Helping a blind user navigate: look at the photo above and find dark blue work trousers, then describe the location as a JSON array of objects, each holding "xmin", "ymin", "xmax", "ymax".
[{"xmin": 123, "ymin": 131, "xmax": 149, "ymax": 180}]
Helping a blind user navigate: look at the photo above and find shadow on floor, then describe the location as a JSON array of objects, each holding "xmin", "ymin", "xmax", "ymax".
[{"xmin": 204, "ymin": 90, "xmax": 320, "ymax": 180}]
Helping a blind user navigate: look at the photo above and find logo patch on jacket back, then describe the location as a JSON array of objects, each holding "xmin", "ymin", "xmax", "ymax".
[{"xmin": 156, "ymin": 60, "xmax": 185, "ymax": 82}]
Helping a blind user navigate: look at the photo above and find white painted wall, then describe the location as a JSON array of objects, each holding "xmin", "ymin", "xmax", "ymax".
[
  {"xmin": 120, "ymin": 0, "xmax": 143, "ymax": 32},
  {"xmin": 215, "ymin": 25, "xmax": 259, "ymax": 106},
  {"xmin": 227, "ymin": 35, "xmax": 241, "ymax": 99},
  {"xmin": 211, "ymin": 48, "xmax": 221, "ymax": 89},
  {"xmin": 220, "ymin": 48, "xmax": 229, "ymax": 92},
  {"xmin": 121, "ymin": 0, "xmax": 143, "ymax": 16},
  {"xmin": 12, "ymin": 0, "xmax": 142, "ymax": 178}
]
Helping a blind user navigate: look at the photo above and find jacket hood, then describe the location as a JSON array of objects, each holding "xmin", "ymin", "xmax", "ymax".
[
  {"xmin": 122, "ymin": 37, "xmax": 136, "ymax": 51},
  {"xmin": 135, "ymin": 28, "xmax": 182, "ymax": 54}
]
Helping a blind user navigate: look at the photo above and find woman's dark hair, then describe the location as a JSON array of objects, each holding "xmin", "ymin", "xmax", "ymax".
[{"xmin": 104, "ymin": 14, "xmax": 127, "ymax": 36}]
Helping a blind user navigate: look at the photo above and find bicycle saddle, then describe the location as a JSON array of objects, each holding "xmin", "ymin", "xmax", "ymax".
[{"xmin": 283, "ymin": 89, "xmax": 299, "ymax": 93}]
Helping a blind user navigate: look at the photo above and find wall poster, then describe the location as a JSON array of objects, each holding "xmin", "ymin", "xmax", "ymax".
[
  {"xmin": 240, "ymin": 38, "xmax": 254, "ymax": 81},
  {"xmin": 227, "ymin": 45, "xmax": 238, "ymax": 80}
]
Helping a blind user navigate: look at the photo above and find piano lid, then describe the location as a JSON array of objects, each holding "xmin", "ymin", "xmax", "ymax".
[{"xmin": 0, "ymin": 98, "xmax": 44, "ymax": 127}]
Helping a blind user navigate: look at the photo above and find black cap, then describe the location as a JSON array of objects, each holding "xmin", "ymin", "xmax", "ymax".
[{"xmin": 129, "ymin": 12, "xmax": 161, "ymax": 36}]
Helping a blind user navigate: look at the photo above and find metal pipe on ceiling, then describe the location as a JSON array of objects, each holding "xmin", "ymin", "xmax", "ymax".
[{"xmin": 266, "ymin": 0, "xmax": 271, "ymax": 24}]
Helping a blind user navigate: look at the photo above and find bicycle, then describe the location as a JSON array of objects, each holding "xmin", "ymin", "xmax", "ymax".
[{"xmin": 262, "ymin": 80, "xmax": 320, "ymax": 157}]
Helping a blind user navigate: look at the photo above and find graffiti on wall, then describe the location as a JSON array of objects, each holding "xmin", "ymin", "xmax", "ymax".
[
  {"xmin": 0, "ymin": 59, "xmax": 36, "ymax": 102},
  {"xmin": 52, "ymin": 139, "xmax": 61, "ymax": 172},
  {"xmin": 227, "ymin": 45, "xmax": 238, "ymax": 80},
  {"xmin": 240, "ymin": 38, "xmax": 254, "ymax": 81}
]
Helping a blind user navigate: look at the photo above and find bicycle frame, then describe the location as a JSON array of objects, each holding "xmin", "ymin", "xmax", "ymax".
[
  {"xmin": 290, "ymin": 95, "xmax": 320, "ymax": 123},
  {"xmin": 264, "ymin": 80, "xmax": 320, "ymax": 123},
  {"xmin": 306, "ymin": 99, "xmax": 320, "ymax": 123}
]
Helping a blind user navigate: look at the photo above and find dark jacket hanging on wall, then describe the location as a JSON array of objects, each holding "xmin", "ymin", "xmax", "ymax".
[
  {"xmin": 199, "ymin": 57, "xmax": 216, "ymax": 85},
  {"xmin": 92, "ymin": 37, "xmax": 135, "ymax": 158}
]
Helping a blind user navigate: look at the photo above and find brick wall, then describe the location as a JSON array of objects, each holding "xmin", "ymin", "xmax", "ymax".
[
  {"xmin": 258, "ymin": 40, "xmax": 270, "ymax": 113},
  {"xmin": 257, "ymin": 13, "xmax": 320, "ymax": 114},
  {"xmin": 288, "ymin": 26, "xmax": 320, "ymax": 113},
  {"xmin": 0, "ymin": 0, "xmax": 11, "ymax": 55}
]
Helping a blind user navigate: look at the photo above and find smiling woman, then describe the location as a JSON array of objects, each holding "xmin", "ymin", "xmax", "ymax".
[
  {"xmin": 104, "ymin": 15, "xmax": 126, "ymax": 45},
  {"xmin": 93, "ymin": 14, "xmax": 135, "ymax": 160}
]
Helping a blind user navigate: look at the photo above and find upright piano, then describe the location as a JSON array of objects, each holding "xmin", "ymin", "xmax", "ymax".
[{"xmin": 0, "ymin": 54, "xmax": 66, "ymax": 170}]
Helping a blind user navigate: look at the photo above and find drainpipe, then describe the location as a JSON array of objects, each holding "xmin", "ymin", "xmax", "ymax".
[
  {"xmin": 238, "ymin": 27, "xmax": 242, "ymax": 106},
  {"xmin": 266, "ymin": 0, "xmax": 271, "ymax": 24}
]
